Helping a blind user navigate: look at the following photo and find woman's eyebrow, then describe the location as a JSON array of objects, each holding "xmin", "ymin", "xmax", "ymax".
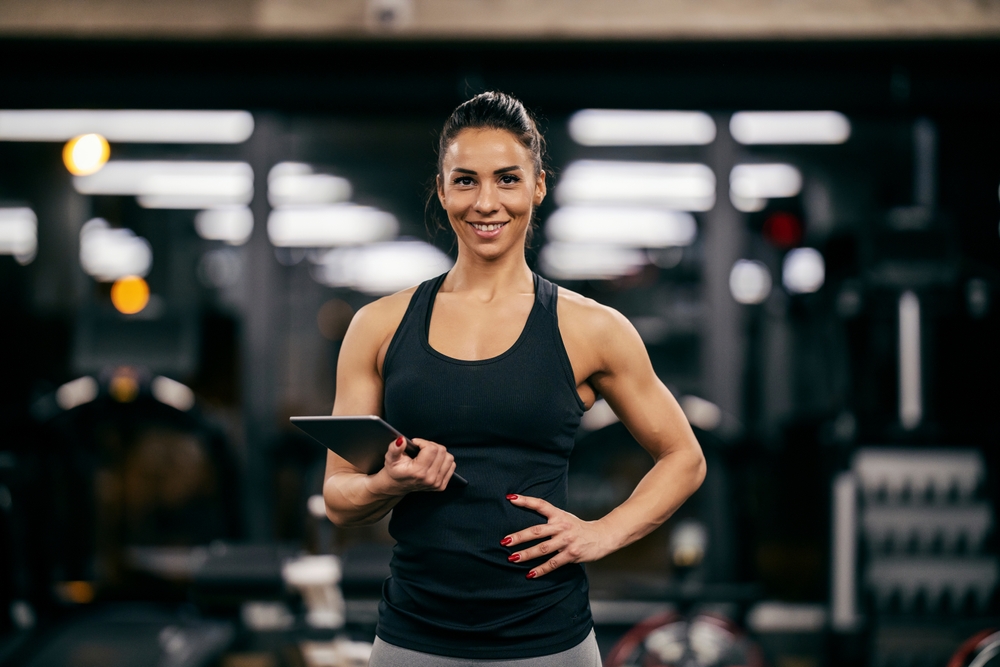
[{"xmin": 450, "ymin": 165, "xmax": 522, "ymax": 175}]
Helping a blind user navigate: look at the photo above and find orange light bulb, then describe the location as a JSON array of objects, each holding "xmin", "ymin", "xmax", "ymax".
[{"xmin": 110, "ymin": 276, "xmax": 150, "ymax": 314}]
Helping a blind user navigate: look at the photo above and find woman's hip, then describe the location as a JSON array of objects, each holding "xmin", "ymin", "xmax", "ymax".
[{"xmin": 368, "ymin": 628, "xmax": 601, "ymax": 667}]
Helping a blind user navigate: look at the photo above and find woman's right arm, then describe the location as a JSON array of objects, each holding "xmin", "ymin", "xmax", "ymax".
[{"xmin": 322, "ymin": 296, "xmax": 456, "ymax": 527}]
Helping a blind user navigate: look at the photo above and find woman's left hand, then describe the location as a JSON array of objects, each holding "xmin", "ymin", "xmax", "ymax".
[{"xmin": 502, "ymin": 494, "xmax": 614, "ymax": 579}]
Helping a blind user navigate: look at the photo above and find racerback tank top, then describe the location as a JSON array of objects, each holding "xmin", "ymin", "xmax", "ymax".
[{"xmin": 377, "ymin": 271, "xmax": 592, "ymax": 659}]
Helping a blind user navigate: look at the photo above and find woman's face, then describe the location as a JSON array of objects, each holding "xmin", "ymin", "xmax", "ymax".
[{"xmin": 437, "ymin": 128, "xmax": 546, "ymax": 262}]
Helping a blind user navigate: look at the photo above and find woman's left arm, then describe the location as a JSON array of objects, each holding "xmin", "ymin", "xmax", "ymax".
[{"xmin": 504, "ymin": 305, "xmax": 706, "ymax": 579}]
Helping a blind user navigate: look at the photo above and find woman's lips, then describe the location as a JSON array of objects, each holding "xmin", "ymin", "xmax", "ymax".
[{"xmin": 468, "ymin": 221, "xmax": 508, "ymax": 238}]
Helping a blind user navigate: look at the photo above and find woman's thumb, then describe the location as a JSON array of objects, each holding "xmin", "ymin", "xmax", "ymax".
[{"xmin": 386, "ymin": 436, "xmax": 406, "ymax": 463}]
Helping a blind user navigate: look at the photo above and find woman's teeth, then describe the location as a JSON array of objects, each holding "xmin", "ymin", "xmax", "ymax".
[{"xmin": 472, "ymin": 222, "xmax": 505, "ymax": 232}]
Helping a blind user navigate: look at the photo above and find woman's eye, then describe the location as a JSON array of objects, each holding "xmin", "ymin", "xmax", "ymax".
[
  {"xmin": 453, "ymin": 176, "xmax": 474, "ymax": 186},
  {"xmin": 499, "ymin": 174, "xmax": 520, "ymax": 185}
]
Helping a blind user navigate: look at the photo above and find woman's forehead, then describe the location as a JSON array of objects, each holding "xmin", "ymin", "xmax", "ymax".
[{"xmin": 443, "ymin": 128, "xmax": 531, "ymax": 169}]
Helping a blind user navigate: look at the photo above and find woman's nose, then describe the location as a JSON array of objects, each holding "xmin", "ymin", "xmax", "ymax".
[{"xmin": 475, "ymin": 182, "xmax": 499, "ymax": 214}]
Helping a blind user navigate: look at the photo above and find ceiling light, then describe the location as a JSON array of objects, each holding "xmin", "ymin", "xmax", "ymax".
[
  {"xmin": 195, "ymin": 207, "xmax": 254, "ymax": 245},
  {"xmin": 79, "ymin": 218, "xmax": 152, "ymax": 281},
  {"xmin": 730, "ymin": 111, "xmax": 851, "ymax": 145},
  {"xmin": 268, "ymin": 162, "xmax": 352, "ymax": 207},
  {"xmin": 556, "ymin": 161, "xmax": 716, "ymax": 212},
  {"xmin": 110, "ymin": 276, "xmax": 150, "ymax": 315},
  {"xmin": 63, "ymin": 134, "xmax": 110, "ymax": 176},
  {"xmin": 729, "ymin": 259, "xmax": 772, "ymax": 305},
  {"xmin": 782, "ymin": 247, "xmax": 825, "ymax": 294},
  {"xmin": 267, "ymin": 205, "xmax": 398, "ymax": 247},
  {"xmin": 569, "ymin": 110, "xmax": 716, "ymax": 146},
  {"xmin": 539, "ymin": 242, "xmax": 647, "ymax": 281},
  {"xmin": 730, "ymin": 163, "xmax": 802, "ymax": 213},
  {"xmin": 0, "ymin": 110, "xmax": 254, "ymax": 143},
  {"xmin": 545, "ymin": 207, "xmax": 696, "ymax": 248},
  {"xmin": 312, "ymin": 241, "xmax": 453, "ymax": 295},
  {"xmin": 0, "ymin": 207, "xmax": 37, "ymax": 264},
  {"xmin": 74, "ymin": 161, "xmax": 254, "ymax": 209}
]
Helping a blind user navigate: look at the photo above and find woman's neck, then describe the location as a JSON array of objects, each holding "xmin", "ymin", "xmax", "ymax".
[{"xmin": 444, "ymin": 246, "xmax": 534, "ymax": 298}]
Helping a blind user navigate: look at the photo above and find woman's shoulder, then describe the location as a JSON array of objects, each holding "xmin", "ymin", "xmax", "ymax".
[
  {"xmin": 350, "ymin": 285, "xmax": 420, "ymax": 342},
  {"xmin": 555, "ymin": 285, "xmax": 633, "ymax": 338}
]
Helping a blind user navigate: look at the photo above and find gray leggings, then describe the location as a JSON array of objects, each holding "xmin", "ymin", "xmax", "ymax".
[{"xmin": 368, "ymin": 629, "xmax": 601, "ymax": 667}]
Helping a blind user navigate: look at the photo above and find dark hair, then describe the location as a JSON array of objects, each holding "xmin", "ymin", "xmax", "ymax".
[
  {"xmin": 437, "ymin": 91, "xmax": 546, "ymax": 178},
  {"xmin": 428, "ymin": 92, "xmax": 547, "ymax": 244}
]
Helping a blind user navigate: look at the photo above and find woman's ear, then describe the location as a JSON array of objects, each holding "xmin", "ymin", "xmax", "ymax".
[
  {"xmin": 436, "ymin": 174, "xmax": 445, "ymax": 206},
  {"xmin": 534, "ymin": 170, "xmax": 547, "ymax": 206}
]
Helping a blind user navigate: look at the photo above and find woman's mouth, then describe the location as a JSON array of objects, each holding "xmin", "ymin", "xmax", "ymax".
[{"xmin": 469, "ymin": 221, "xmax": 508, "ymax": 237}]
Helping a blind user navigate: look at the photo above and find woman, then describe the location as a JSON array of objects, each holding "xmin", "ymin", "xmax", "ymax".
[{"xmin": 323, "ymin": 92, "xmax": 706, "ymax": 667}]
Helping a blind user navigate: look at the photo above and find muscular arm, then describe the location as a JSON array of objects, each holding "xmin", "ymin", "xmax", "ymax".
[
  {"xmin": 505, "ymin": 296, "xmax": 706, "ymax": 577},
  {"xmin": 587, "ymin": 308, "xmax": 707, "ymax": 551},
  {"xmin": 322, "ymin": 293, "xmax": 456, "ymax": 527}
]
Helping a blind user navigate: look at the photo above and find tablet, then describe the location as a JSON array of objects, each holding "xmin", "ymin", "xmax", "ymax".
[{"xmin": 290, "ymin": 415, "xmax": 468, "ymax": 487}]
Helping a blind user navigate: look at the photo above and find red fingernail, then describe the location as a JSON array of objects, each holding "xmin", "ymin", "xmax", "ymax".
[
  {"xmin": 395, "ymin": 437, "xmax": 404, "ymax": 447},
  {"xmin": 526, "ymin": 570, "xmax": 536, "ymax": 579},
  {"xmin": 506, "ymin": 494, "xmax": 518, "ymax": 500},
  {"xmin": 501, "ymin": 537, "xmax": 512, "ymax": 546},
  {"xmin": 508, "ymin": 553, "xmax": 520, "ymax": 562}
]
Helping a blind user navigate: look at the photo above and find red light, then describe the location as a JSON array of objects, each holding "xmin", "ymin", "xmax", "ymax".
[{"xmin": 762, "ymin": 211, "xmax": 803, "ymax": 248}]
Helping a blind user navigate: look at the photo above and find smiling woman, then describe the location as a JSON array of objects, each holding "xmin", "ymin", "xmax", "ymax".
[
  {"xmin": 322, "ymin": 92, "xmax": 706, "ymax": 667},
  {"xmin": 430, "ymin": 91, "xmax": 546, "ymax": 247}
]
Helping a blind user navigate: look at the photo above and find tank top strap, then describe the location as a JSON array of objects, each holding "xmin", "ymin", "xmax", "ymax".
[
  {"xmin": 382, "ymin": 272, "xmax": 449, "ymax": 378},
  {"xmin": 533, "ymin": 272, "xmax": 559, "ymax": 318}
]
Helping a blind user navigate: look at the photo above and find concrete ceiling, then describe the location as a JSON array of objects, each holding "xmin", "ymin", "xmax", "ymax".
[{"xmin": 1, "ymin": 0, "xmax": 999, "ymax": 40}]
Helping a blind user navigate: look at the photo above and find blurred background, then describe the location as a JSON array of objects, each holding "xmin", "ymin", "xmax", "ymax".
[{"xmin": 2, "ymin": 2, "xmax": 1000, "ymax": 666}]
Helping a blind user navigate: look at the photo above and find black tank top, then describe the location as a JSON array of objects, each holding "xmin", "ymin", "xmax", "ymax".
[{"xmin": 377, "ymin": 271, "xmax": 592, "ymax": 659}]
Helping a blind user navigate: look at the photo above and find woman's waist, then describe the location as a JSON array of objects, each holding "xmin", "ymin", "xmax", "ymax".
[
  {"xmin": 383, "ymin": 555, "xmax": 588, "ymax": 628},
  {"xmin": 387, "ymin": 487, "xmax": 570, "ymax": 592}
]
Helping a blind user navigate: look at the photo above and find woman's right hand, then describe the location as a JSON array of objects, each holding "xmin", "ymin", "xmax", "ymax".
[{"xmin": 373, "ymin": 437, "xmax": 456, "ymax": 496}]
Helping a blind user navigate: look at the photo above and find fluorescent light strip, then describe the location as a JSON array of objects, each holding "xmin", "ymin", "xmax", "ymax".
[
  {"xmin": 546, "ymin": 207, "xmax": 696, "ymax": 248},
  {"xmin": 556, "ymin": 160, "xmax": 716, "ymax": 212},
  {"xmin": 195, "ymin": 207, "xmax": 254, "ymax": 245},
  {"xmin": 74, "ymin": 161, "xmax": 254, "ymax": 209},
  {"xmin": 79, "ymin": 218, "xmax": 152, "ymax": 281},
  {"xmin": 539, "ymin": 243, "xmax": 647, "ymax": 281},
  {"xmin": 569, "ymin": 110, "xmax": 716, "ymax": 146},
  {"xmin": 267, "ymin": 205, "xmax": 398, "ymax": 247},
  {"xmin": 730, "ymin": 111, "xmax": 850, "ymax": 145},
  {"xmin": 0, "ymin": 110, "xmax": 254, "ymax": 143},
  {"xmin": 0, "ymin": 207, "xmax": 38, "ymax": 263},
  {"xmin": 730, "ymin": 163, "xmax": 802, "ymax": 213},
  {"xmin": 268, "ymin": 162, "xmax": 352, "ymax": 208},
  {"xmin": 312, "ymin": 241, "xmax": 453, "ymax": 295}
]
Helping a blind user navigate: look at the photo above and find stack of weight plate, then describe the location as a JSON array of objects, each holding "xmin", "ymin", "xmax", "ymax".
[{"xmin": 854, "ymin": 448, "xmax": 998, "ymax": 666}]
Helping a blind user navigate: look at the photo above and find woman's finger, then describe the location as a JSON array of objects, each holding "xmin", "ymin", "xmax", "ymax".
[
  {"xmin": 506, "ymin": 493, "xmax": 558, "ymax": 518},
  {"xmin": 435, "ymin": 460, "xmax": 457, "ymax": 491},
  {"xmin": 431, "ymin": 452, "xmax": 454, "ymax": 487},
  {"xmin": 414, "ymin": 442, "xmax": 445, "ymax": 474},
  {"xmin": 526, "ymin": 552, "xmax": 570, "ymax": 579},
  {"xmin": 507, "ymin": 535, "xmax": 569, "ymax": 564},
  {"xmin": 501, "ymin": 521, "xmax": 560, "ymax": 548}
]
